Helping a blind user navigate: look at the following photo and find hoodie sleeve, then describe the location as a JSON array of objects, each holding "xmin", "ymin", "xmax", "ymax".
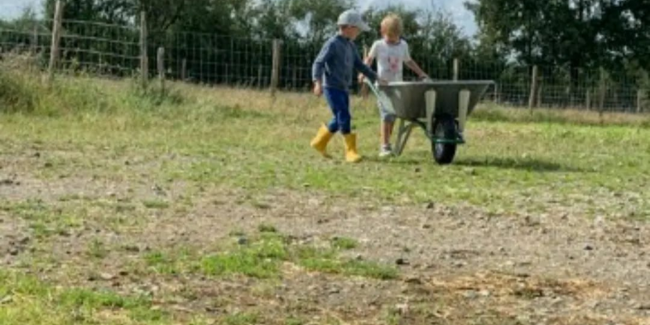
[{"xmin": 312, "ymin": 39, "xmax": 335, "ymax": 82}]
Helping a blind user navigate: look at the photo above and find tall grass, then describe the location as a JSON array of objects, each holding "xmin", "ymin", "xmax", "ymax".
[
  {"xmin": 2, "ymin": 51, "xmax": 649, "ymax": 128},
  {"xmin": 473, "ymin": 102, "xmax": 650, "ymax": 128},
  {"xmin": 0, "ymin": 53, "xmax": 187, "ymax": 117}
]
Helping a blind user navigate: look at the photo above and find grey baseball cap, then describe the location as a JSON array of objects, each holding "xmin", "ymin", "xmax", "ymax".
[{"xmin": 337, "ymin": 10, "xmax": 370, "ymax": 31}]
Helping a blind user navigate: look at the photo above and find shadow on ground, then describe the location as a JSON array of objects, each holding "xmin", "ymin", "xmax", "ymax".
[
  {"xmin": 455, "ymin": 156, "xmax": 585, "ymax": 172},
  {"xmin": 365, "ymin": 154, "xmax": 585, "ymax": 173}
]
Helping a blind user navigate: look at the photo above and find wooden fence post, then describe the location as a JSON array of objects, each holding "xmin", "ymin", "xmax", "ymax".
[
  {"xmin": 598, "ymin": 68, "xmax": 609, "ymax": 124},
  {"xmin": 140, "ymin": 11, "xmax": 148, "ymax": 86},
  {"xmin": 453, "ymin": 58, "xmax": 459, "ymax": 81},
  {"xmin": 47, "ymin": 0, "xmax": 64, "ymax": 83},
  {"xmin": 585, "ymin": 89, "xmax": 591, "ymax": 110},
  {"xmin": 494, "ymin": 83, "xmax": 500, "ymax": 104},
  {"xmin": 528, "ymin": 65, "xmax": 539, "ymax": 110},
  {"xmin": 181, "ymin": 58, "xmax": 187, "ymax": 81},
  {"xmin": 31, "ymin": 24, "xmax": 39, "ymax": 54},
  {"xmin": 157, "ymin": 47, "xmax": 165, "ymax": 92},
  {"xmin": 361, "ymin": 44, "xmax": 370, "ymax": 98},
  {"xmin": 598, "ymin": 68, "xmax": 607, "ymax": 119},
  {"xmin": 270, "ymin": 39, "xmax": 282, "ymax": 95},
  {"xmin": 638, "ymin": 89, "xmax": 644, "ymax": 114}
]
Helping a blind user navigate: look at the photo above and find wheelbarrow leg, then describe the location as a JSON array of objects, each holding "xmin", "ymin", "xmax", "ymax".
[
  {"xmin": 394, "ymin": 119, "xmax": 415, "ymax": 156},
  {"xmin": 458, "ymin": 89, "xmax": 470, "ymax": 133},
  {"xmin": 425, "ymin": 90, "xmax": 437, "ymax": 135}
]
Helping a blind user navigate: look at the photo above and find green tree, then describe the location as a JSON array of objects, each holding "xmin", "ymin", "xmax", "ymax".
[{"xmin": 467, "ymin": 0, "xmax": 650, "ymax": 71}]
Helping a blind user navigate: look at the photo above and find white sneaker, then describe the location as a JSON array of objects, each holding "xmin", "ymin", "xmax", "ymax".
[{"xmin": 379, "ymin": 145, "xmax": 393, "ymax": 158}]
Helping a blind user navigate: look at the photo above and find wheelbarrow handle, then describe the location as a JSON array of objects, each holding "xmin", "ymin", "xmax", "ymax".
[
  {"xmin": 364, "ymin": 79, "xmax": 397, "ymax": 116},
  {"xmin": 363, "ymin": 79, "xmax": 381, "ymax": 96}
]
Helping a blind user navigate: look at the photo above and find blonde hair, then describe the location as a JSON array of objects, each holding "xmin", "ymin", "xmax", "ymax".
[{"xmin": 381, "ymin": 14, "xmax": 403, "ymax": 38}]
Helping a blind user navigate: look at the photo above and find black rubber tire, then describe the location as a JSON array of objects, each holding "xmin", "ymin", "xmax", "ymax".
[{"xmin": 432, "ymin": 116, "xmax": 458, "ymax": 165}]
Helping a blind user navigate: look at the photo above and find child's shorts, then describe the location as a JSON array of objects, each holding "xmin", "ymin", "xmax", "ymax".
[{"xmin": 378, "ymin": 100, "xmax": 397, "ymax": 123}]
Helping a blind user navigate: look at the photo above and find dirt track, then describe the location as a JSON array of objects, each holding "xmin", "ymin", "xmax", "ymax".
[{"xmin": 1, "ymin": 171, "xmax": 649, "ymax": 324}]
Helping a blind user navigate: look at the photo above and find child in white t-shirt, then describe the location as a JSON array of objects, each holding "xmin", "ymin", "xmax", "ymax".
[{"xmin": 362, "ymin": 14, "xmax": 429, "ymax": 157}]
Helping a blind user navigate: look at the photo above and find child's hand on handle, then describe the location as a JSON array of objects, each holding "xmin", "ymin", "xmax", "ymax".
[
  {"xmin": 420, "ymin": 74, "xmax": 432, "ymax": 82},
  {"xmin": 358, "ymin": 73, "xmax": 365, "ymax": 85},
  {"xmin": 378, "ymin": 78, "xmax": 389, "ymax": 86},
  {"xmin": 313, "ymin": 81, "xmax": 323, "ymax": 97}
]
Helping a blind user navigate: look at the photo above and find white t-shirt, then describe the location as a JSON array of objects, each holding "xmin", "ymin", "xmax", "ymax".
[{"xmin": 368, "ymin": 39, "xmax": 412, "ymax": 82}]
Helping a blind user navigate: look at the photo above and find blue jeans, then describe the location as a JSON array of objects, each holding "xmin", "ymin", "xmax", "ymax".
[{"xmin": 324, "ymin": 87, "xmax": 351, "ymax": 134}]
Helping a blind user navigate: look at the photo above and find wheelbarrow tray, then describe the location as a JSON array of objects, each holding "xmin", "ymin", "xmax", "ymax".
[
  {"xmin": 376, "ymin": 81, "xmax": 493, "ymax": 120},
  {"xmin": 364, "ymin": 79, "xmax": 494, "ymax": 164}
]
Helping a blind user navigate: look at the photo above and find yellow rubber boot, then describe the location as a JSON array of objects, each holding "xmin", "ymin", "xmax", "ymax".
[
  {"xmin": 310, "ymin": 124, "xmax": 334, "ymax": 158},
  {"xmin": 343, "ymin": 133, "xmax": 362, "ymax": 163}
]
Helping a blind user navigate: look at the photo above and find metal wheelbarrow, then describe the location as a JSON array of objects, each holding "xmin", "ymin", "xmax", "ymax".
[{"xmin": 365, "ymin": 79, "xmax": 493, "ymax": 165}]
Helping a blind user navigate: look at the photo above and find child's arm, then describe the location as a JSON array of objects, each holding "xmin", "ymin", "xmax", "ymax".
[
  {"xmin": 312, "ymin": 40, "xmax": 334, "ymax": 82},
  {"xmin": 311, "ymin": 40, "xmax": 335, "ymax": 96},
  {"xmin": 402, "ymin": 42, "xmax": 428, "ymax": 79},
  {"xmin": 405, "ymin": 59, "xmax": 428, "ymax": 79}
]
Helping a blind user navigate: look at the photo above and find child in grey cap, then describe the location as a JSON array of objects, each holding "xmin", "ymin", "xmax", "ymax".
[{"xmin": 310, "ymin": 9, "xmax": 388, "ymax": 163}]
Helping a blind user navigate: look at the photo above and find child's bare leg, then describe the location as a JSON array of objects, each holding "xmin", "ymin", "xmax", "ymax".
[
  {"xmin": 379, "ymin": 119, "xmax": 393, "ymax": 157},
  {"xmin": 378, "ymin": 102, "xmax": 395, "ymax": 156},
  {"xmin": 386, "ymin": 121, "xmax": 394, "ymax": 142},
  {"xmin": 382, "ymin": 122, "xmax": 392, "ymax": 146}
]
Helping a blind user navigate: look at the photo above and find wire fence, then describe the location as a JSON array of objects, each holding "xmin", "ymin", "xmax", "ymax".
[{"xmin": 1, "ymin": 17, "xmax": 648, "ymax": 113}]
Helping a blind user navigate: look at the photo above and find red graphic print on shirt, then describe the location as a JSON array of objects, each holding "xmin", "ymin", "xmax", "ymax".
[{"xmin": 388, "ymin": 56, "xmax": 400, "ymax": 73}]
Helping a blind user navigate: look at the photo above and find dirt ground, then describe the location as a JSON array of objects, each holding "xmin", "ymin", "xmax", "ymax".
[{"xmin": 1, "ymin": 166, "xmax": 649, "ymax": 325}]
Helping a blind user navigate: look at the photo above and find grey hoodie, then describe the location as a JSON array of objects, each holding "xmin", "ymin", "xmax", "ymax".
[{"xmin": 312, "ymin": 35, "xmax": 378, "ymax": 92}]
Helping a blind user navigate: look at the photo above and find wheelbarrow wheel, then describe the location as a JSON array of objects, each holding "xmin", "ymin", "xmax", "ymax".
[{"xmin": 432, "ymin": 116, "xmax": 457, "ymax": 165}]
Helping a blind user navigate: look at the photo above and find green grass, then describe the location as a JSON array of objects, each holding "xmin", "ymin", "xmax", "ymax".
[
  {"xmin": 2, "ymin": 67, "xmax": 648, "ymax": 219},
  {"xmin": 221, "ymin": 312, "xmax": 259, "ymax": 325},
  {"xmin": 384, "ymin": 307, "xmax": 402, "ymax": 325},
  {"xmin": 0, "ymin": 198, "xmax": 145, "ymax": 244},
  {"xmin": 144, "ymin": 251, "xmax": 180, "ymax": 275},
  {"xmin": 87, "ymin": 239, "xmax": 109, "ymax": 259},
  {"xmin": 284, "ymin": 317, "xmax": 306, "ymax": 325},
  {"xmin": 257, "ymin": 224, "xmax": 279, "ymax": 233},
  {"xmin": 142, "ymin": 200, "xmax": 170, "ymax": 210},
  {"xmin": 143, "ymin": 248, "xmax": 195, "ymax": 276},
  {"xmin": 295, "ymin": 247, "xmax": 398, "ymax": 280},
  {"xmin": 142, "ymin": 234, "xmax": 397, "ymax": 280},
  {"xmin": 198, "ymin": 235, "xmax": 288, "ymax": 278},
  {"xmin": 330, "ymin": 236, "xmax": 359, "ymax": 250},
  {"xmin": 0, "ymin": 200, "xmax": 85, "ymax": 239},
  {"xmin": 3, "ymin": 60, "xmax": 633, "ymax": 325},
  {"xmin": 0, "ymin": 270, "xmax": 168, "ymax": 325}
]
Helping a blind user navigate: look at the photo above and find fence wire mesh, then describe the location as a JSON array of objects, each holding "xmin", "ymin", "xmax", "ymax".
[{"xmin": 1, "ymin": 18, "xmax": 648, "ymax": 113}]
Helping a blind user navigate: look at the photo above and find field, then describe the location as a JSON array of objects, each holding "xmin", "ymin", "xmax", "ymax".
[{"xmin": 1, "ymin": 60, "xmax": 650, "ymax": 324}]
